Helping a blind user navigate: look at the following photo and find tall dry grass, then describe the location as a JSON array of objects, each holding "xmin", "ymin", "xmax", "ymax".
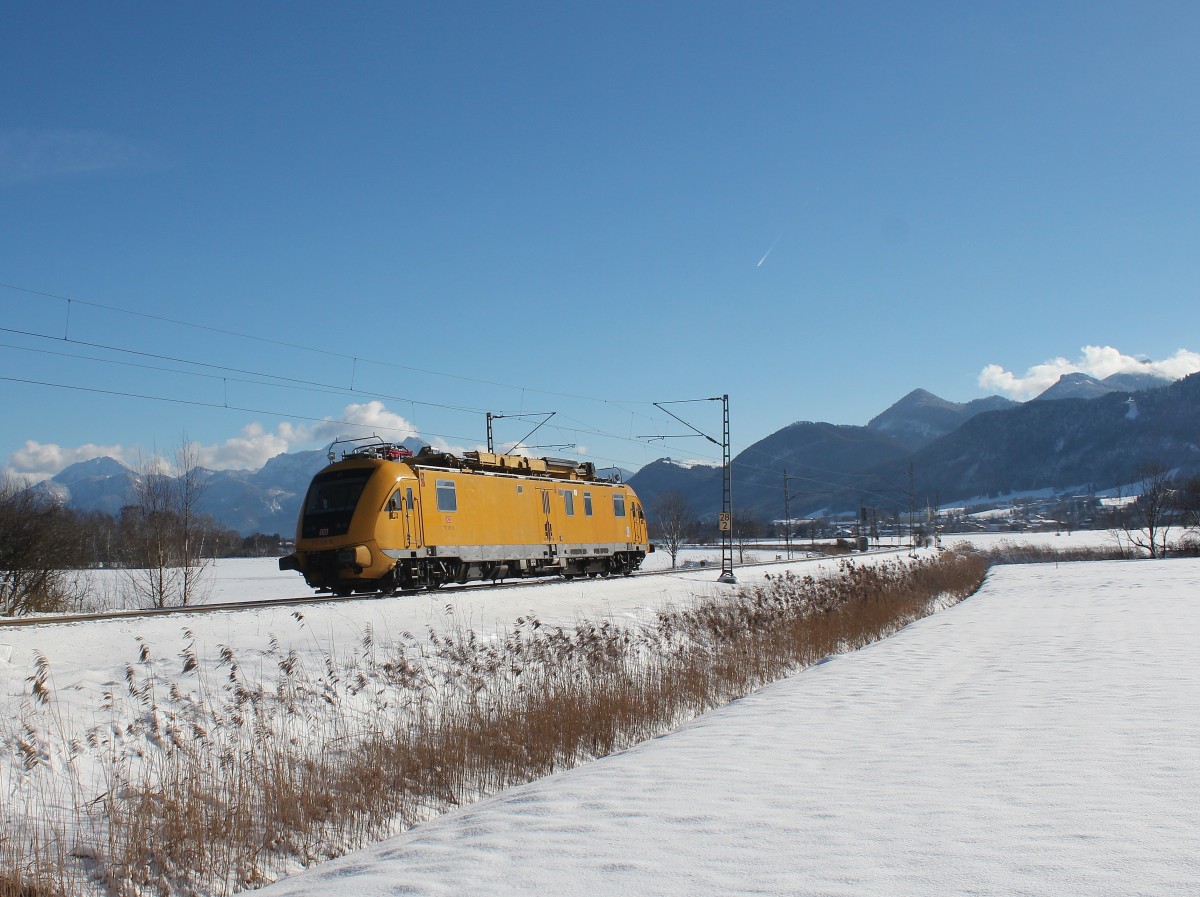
[
  {"xmin": 2, "ymin": 550, "xmax": 987, "ymax": 896},
  {"xmin": 955, "ymin": 539, "xmax": 1134, "ymax": 565}
]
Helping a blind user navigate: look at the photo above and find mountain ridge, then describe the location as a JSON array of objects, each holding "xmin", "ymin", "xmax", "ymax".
[{"xmin": 28, "ymin": 374, "xmax": 1196, "ymax": 532}]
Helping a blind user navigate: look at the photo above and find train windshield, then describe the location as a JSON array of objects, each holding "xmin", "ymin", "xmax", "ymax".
[{"xmin": 301, "ymin": 468, "xmax": 374, "ymax": 538}]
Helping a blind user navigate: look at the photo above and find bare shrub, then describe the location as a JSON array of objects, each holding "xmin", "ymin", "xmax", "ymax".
[
  {"xmin": 957, "ymin": 540, "xmax": 1135, "ymax": 565},
  {"xmin": 1175, "ymin": 534, "xmax": 1200, "ymax": 557}
]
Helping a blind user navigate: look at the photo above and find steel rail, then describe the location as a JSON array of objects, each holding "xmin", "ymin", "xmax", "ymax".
[{"xmin": 0, "ymin": 549, "xmax": 901, "ymax": 629}]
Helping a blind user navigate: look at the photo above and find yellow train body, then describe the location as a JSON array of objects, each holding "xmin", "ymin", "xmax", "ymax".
[{"xmin": 280, "ymin": 445, "xmax": 651, "ymax": 594}]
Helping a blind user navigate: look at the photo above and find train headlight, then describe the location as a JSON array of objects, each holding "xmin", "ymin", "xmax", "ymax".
[{"xmin": 337, "ymin": 545, "xmax": 372, "ymax": 570}]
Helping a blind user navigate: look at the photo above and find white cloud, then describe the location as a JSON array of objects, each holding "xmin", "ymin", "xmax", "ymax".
[
  {"xmin": 4, "ymin": 402, "xmax": 433, "ymax": 484},
  {"xmin": 311, "ymin": 401, "xmax": 418, "ymax": 443},
  {"xmin": 1150, "ymin": 349, "xmax": 1200, "ymax": 379},
  {"xmin": 979, "ymin": 346, "xmax": 1200, "ymax": 400},
  {"xmin": 0, "ymin": 128, "xmax": 158, "ymax": 185},
  {"xmin": 191, "ymin": 422, "xmax": 297, "ymax": 471}
]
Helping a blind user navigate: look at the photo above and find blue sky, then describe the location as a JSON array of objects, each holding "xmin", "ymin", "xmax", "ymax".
[{"xmin": 2, "ymin": 1, "xmax": 1198, "ymax": 481}]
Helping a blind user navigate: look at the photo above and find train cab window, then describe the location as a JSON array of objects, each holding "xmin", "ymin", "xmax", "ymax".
[
  {"xmin": 563, "ymin": 489, "xmax": 575, "ymax": 516},
  {"xmin": 301, "ymin": 468, "xmax": 373, "ymax": 538},
  {"xmin": 436, "ymin": 479, "xmax": 457, "ymax": 512},
  {"xmin": 583, "ymin": 492, "xmax": 593, "ymax": 516},
  {"xmin": 613, "ymin": 492, "xmax": 626, "ymax": 517}
]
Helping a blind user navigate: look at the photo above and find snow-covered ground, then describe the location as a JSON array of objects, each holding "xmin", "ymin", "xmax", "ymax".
[
  {"xmin": 251, "ymin": 557, "xmax": 1200, "ymax": 897},
  {"xmin": 0, "ymin": 547, "xmax": 904, "ymax": 827},
  {"xmin": 0, "ymin": 549, "xmax": 874, "ymax": 718},
  {"xmin": 4, "ymin": 536, "xmax": 1192, "ymax": 895}
]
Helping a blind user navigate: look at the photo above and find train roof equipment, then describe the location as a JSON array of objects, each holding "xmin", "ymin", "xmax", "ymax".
[{"xmin": 325, "ymin": 437, "xmax": 618, "ymax": 483}]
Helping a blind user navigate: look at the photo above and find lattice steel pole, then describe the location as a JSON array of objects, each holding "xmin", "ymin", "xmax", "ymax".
[
  {"xmin": 783, "ymin": 468, "xmax": 801, "ymax": 561},
  {"xmin": 718, "ymin": 394, "xmax": 736, "ymax": 583}
]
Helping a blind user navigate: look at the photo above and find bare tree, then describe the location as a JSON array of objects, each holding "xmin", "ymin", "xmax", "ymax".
[
  {"xmin": 653, "ymin": 491, "xmax": 696, "ymax": 569},
  {"xmin": 733, "ymin": 509, "xmax": 765, "ymax": 563},
  {"xmin": 1116, "ymin": 461, "xmax": 1175, "ymax": 558},
  {"xmin": 123, "ymin": 440, "xmax": 214, "ymax": 607},
  {"xmin": 175, "ymin": 440, "xmax": 211, "ymax": 606},
  {"xmin": 0, "ymin": 477, "xmax": 85, "ymax": 615}
]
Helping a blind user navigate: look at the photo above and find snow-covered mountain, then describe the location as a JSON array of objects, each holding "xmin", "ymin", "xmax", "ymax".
[
  {"xmin": 866, "ymin": 389, "xmax": 1016, "ymax": 450},
  {"xmin": 629, "ymin": 374, "xmax": 1194, "ymax": 521},
  {"xmin": 1034, "ymin": 370, "xmax": 1173, "ymax": 401},
  {"xmin": 37, "ymin": 438, "xmax": 423, "ymax": 535},
  {"xmin": 33, "ymin": 456, "xmax": 139, "ymax": 516},
  {"xmin": 34, "ymin": 371, "xmax": 1192, "ymax": 532}
]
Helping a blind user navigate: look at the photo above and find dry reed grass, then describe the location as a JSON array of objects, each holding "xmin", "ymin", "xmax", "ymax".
[
  {"xmin": 958, "ymin": 539, "xmax": 1134, "ymax": 565},
  {"xmin": 1, "ymin": 549, "xmax": 988, "ymax": 896}
]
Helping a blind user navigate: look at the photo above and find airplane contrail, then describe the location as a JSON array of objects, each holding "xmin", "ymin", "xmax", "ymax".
[{"xmin": 756, "ymin": 237, "xmax": 780, "ymax": 267}]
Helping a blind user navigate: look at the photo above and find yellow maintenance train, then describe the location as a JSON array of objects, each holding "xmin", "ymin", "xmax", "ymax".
[{"xmin": 279, "ymin": 440, "xmax": 651, "ymax": 594}]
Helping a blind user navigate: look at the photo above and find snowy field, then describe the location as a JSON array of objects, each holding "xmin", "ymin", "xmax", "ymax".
[
  {"xmin": 252, "ymin": 556, "xmax": 1200, "ymax": 897},
  {"xmin": 0, "ymin": 548, "xmax": 886, "ymax": 714},
  {"xmin": 3, "ymin": 534, "xmax": 1192, "ymax": 896},
  {"xmin": 0, "ymin": 547, "xmax": 908, "ymax": 825}
]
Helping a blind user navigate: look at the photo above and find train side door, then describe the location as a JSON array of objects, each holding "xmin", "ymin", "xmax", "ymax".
[
  {"xmin": 630, "ymin": 497, "xmax": 647, "ymax": 545},
  {"xmin": 538, "ymin": 487, "xmax": 562, "ymax": 554},
  {"xmin": 389, "ymin": 479, "xmax": 422, "ymax": 548},
  {"xmin": 405, "ymin": 482, "xmax": 423, "ymax": 547}
]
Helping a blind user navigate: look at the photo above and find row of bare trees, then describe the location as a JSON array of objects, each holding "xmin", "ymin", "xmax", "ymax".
[{"xmin": 1, "ymin": 445, "xmax": 285, "ymax": 615}]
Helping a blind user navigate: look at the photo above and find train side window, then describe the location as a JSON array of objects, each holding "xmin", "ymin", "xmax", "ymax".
[
  {"xmin": 406, "ymin": 487, "xmax": 414, "ymax": 510},
  {"xmin": 436, "ymin": 479, "xmax": 457, "ymax": 512},
  {"xmin": 583, "ymin": 492, "xmax": 593, "ymax": 516},
  {"xmin": 613, "ymin": 492, "xmax": 626, "ymax": 517},
  {"xmin": 387, "ymin": 491, "xmax": 402, "ymax": 512},
  {"xmin": 563, "ymin": 489, "xmax": 575, "ymax": 516}
]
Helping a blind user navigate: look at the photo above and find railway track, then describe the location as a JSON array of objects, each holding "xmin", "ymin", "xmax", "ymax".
[
  {"xmin": 0, "ymin": 549, "xmax": 902, "ymax": 629},
  {"xmin": 0, "ymin": 567, "xmax": 666, "ymax": 629}
]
